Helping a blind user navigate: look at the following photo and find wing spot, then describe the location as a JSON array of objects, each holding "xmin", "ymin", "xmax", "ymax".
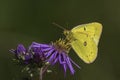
[
  {"xmin": 84, "ymin": 27, "xmax": 86, "ymax": 31},
  {"xmin": 83, "ymin": 41, "xmax": 87, "ymax": 46},
  {"xmin": 90, "ymin": 52, "xmax": 93, "ymax": 56}
]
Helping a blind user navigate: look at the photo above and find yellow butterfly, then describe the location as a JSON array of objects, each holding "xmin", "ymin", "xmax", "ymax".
[{"xmin": 64, "ymin": 22, "xmax": 102, "ymax": 64}]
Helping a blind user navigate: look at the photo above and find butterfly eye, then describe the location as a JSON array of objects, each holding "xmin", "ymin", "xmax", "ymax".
[{"xmin": 63, "ymin": 30, "xmax": 70, "ymax": 36}]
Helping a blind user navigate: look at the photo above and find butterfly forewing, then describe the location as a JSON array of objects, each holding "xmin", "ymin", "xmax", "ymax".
[{"xmin": 71, "ymin": 22, "xmax": 102, "ymax": 46}]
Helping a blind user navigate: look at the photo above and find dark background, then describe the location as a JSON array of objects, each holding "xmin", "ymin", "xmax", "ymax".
[{"xmin": 0, "ymin": 0, "xmax": 120, "ymax": 80}]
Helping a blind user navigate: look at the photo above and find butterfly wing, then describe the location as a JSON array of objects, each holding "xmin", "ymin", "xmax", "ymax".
[
  {"xmin": 71, "ymin": 22, "xmax": 102, "ymax": 45},
  {"xmin": 71, "ymin": 32, "xmax": 98, "ymax": 63},
  {"xmin": 70, "ymin": 22, "xmax": 102, "ymax": 63}
]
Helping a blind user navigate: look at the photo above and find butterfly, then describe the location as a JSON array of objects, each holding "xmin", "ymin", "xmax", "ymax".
[{"xmin": 63, "ymin": 22, "xmax": 102, "ymax": 64}]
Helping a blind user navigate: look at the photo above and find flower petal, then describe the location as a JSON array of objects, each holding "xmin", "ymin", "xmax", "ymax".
[
  {"xmin": 69, "ymin": 58, "xmax": 80, "ymax": 69},
  {"xmin": 45, "ymin": 48, "xmax": 54, "ymax": 58},
  {"xmin": 52, "ymin": 56, "xmax": 58, "ymax": 65},
  {"xmin": 9, "ymin": 49, "xmax": 16, "ymax": 54},
  {"xmin": 31, "ymin": 42, "xmax": 51, "ymax": 48},
  {"xmin": 47, "ymin": 51, "xmax": 57, "ymax": 63},
  {"xmin": 59, "ymin": 53, "xmax": 66, "ymax": 64},
  {"xmin": 66, "ymin": 57, "xmax": 75, "ymax": 75},
  {"xmin": 41, "ymin": 47, "xmax": 53, "ymax": 52},
  {"xmin": 63, "ymin": 63, "xmax": 67, "ymax": 75},
  {"xmin": 17, "ymin": 44, "xmax": 26, "ymax": 54}
]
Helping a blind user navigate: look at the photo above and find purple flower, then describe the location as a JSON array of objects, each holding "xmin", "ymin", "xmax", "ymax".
[
  {"xmin": 10, "ymin": 44, "xmax": 33, "ymax": 64},
  {"xmin": 30, "ymin": 44, "xmax": 46, "ymax": 63},
  {"xmin": 30, "ymin": 41, "xmax": 80, "ymax": 75}
]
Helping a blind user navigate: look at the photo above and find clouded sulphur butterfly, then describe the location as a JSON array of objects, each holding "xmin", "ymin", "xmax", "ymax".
[{"xmin": 64, "ymin": 22, "xmax": 102, "ymax": 63}]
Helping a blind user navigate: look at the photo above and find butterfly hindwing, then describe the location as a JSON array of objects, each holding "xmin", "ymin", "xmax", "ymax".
[{"xmin": 71, "ymin": 32, "xmax": 98, "ymax": 63}]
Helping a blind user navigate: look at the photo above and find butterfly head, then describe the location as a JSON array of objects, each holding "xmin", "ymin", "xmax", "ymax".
[
  {"xmin": 63, "ymin": 30, "xmax": 75, "ymax": 43},
  {"xmin": 63, "ymin": 30, "xmax": 70, "ymax": 36}
]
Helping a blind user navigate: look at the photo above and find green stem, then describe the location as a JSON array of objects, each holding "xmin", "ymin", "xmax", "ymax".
[
  {"xmin": 39, "ymin": 68, "xmax": 43, "ymax": 80},
  {"xmin": 39, "ymin": 64, "xmax": 50, "ymax": 80},
  {"xmin": 42, "ymin": 65, "xmax": 49, "ymax": 75}
]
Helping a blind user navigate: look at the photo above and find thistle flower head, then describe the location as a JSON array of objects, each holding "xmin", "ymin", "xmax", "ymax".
[
  {"xmin": 30, "ymin": 44, "xmax": 46, "ymax": 64},
  {"xmin": 30, "ymin": 39, "xmax": 80, "ymax": 75},
  {"xmin": 10, "ymin": 44, "xmax": 33, "ymax": 64}
]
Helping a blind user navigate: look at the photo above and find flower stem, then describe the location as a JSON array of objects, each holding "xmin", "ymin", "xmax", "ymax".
[
  {"xmin": 39, "ymin": 68, "xmax": 43, "ymax": 80},
  {"xmin": 39, "ymin": 64, "xmax": 49, "ymax": 80},
  {"xmin": 42, "ymin": 65, "xmax": 49, "ymax": 75}
]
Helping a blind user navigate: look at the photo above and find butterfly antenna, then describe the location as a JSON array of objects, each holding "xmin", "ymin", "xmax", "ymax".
[
  {"xmin": 66, "ymin": 22, "xmax": 69, "ymax": 29},
  {"xmin": 52, "ymin": 22, "xmax": 66, "ymax": 30}
]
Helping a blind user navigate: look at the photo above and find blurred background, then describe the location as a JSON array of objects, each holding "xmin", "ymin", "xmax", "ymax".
[{"xmin": 0, "ymin": 0, "xmax": 120, "ymax": 80}]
